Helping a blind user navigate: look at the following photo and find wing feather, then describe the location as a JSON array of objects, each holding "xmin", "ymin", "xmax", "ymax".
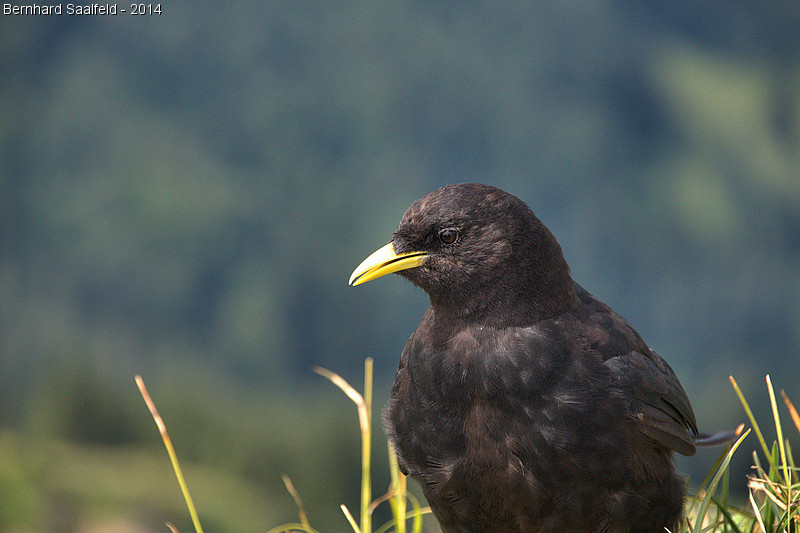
[{"xmin": 576, "ymin": 283, "xmax": 698, "ymax": 456}]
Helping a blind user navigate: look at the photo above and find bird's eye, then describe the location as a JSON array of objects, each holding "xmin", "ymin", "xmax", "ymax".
[{"xmin": 438, "ymin": 228, "xmax": 459, "ymax": 245}]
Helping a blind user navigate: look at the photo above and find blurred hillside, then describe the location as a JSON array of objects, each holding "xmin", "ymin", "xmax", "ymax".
[{"xmin": 1, "ymin": 1, "xmax": 799, "ymax": 531}]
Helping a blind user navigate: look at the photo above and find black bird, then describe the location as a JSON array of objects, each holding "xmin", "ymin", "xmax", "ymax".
[{"xmin": 350, "ymin": 183, "xmax": 733, "ymax": 533}]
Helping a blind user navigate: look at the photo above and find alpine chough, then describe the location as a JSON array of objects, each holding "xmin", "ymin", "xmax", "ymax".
[{"xmin": 349, "ymin": 183, "xmax": 733, "ymax": 532}]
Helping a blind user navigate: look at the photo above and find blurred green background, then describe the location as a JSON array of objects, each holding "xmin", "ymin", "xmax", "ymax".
[{"xmin": 2, "ymin": 1, "xmax": 800, "ymax": 531}]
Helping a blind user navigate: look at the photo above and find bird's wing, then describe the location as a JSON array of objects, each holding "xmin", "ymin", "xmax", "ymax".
[
  {"xmin": 604, "ymin": 349, "xmax": 698, "ymax": 456},
  {"xmin": 575, "ymin": 284, "xmax": 699, "ymax": 456}
]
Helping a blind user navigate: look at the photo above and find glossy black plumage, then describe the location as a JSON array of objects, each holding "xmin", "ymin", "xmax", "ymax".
[{"xmin": 353, "ymin": 184, "xmax": 717, "ymax": 532}]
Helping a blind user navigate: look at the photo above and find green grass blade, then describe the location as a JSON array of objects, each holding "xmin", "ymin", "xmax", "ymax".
[
  {"xmin": 697, "ymin": 443, "xmax": 734, "ymax": 494},
  {"xmin": 313, "ymin": 360, "xmax": 373, "ymax": 533},
  {"xmin": 766, "ymin": 375, "xmax": 791, "ymax": 492},
  {"xmin": 730, "ymin": 376, "xmax": 771, "ymax": 463},
  {"xmin": 265, "ymin": 523, "xmax": 321, "ymax": 533},
  {"xmin": 787, "ymin": 440, "xmax": 797, "ymax": 484},
  {"xmin": 708, "ymin": 496, "xmax": 743, "ymax": 533},
  {"xmin": 748, "ymin": 490, "xmax": 768, "ymax": 533},
  {"xmin": 373, "ymin": 517, "xmax": 397, "ymax": 533},
  {"xmin": 281, "ymin": 474, "xmax": 312, "ymax": 528},
  {"xmin": 341, "ymin": 504, "xmax": 361, "ymax": 533},
  {"xmin": 751, "ymin": 449, "xmax": 762, "ymax": 472},
  {"xmin": 693, "ymin": 428, "xmax": 750, "ymax": 533},
  {"xmin": 721, "ymin": 459, "xmax": 730, "ymax": 525},
  {"xmin": 373, "ymin": 497, "xmax": 432, "ymax": 533},
  {"xmin": 135, "ymin": 376, "xmax": 204, "ymax": 533},
  {"xmin": 362, "ymin": 358, "xmax": 373, "ymax": 533},
  {"xmin": 387, "ymin": 442, "xmax": 407, "ymax": 533},
  {"xmin": 402, "ymin": 491, "xmax": 428, "ymax": 533},
  {"xmin": 769, "ymin": 441, "xmax": 780, "ymax": 482}
]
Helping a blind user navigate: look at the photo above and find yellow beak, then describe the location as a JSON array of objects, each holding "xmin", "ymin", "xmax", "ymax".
[{"xmin": 348, "ymin": 243, "xmax": 428, "ymax": 286}]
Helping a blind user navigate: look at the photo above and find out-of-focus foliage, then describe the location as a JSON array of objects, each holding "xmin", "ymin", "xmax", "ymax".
[{"xmin": 1, "ymin": 1, "xmax": 799, "ymax": 530}]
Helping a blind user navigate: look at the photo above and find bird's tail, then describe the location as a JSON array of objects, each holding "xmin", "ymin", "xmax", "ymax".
[{"xmin": 692, "ymin": 423, "xmax": 745, "ymax": 447}]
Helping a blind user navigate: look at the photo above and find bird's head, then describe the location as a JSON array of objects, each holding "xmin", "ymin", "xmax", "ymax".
[{"xmin": 350, "ymin": 183, "xmax": 576, "ymax": 324}]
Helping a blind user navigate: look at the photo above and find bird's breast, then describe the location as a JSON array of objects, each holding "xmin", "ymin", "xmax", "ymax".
[{"xmin": 386, "ymin": 323, "xmax": 563, "ymax": 477}]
